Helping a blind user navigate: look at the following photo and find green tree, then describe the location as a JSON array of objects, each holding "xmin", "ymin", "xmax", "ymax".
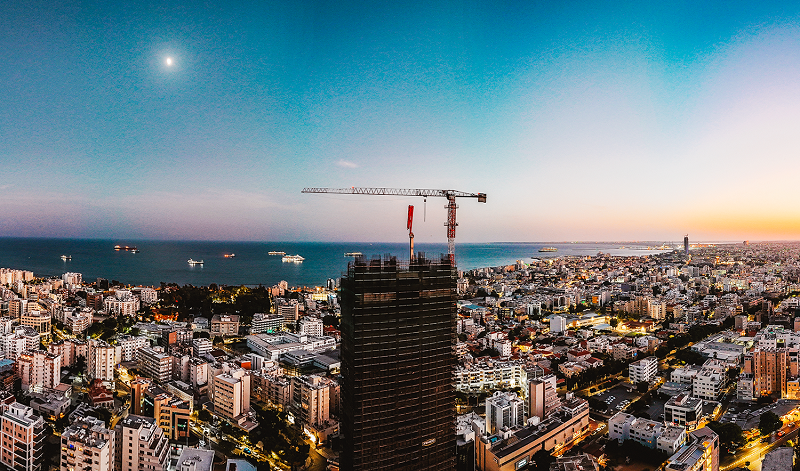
[
  {"xmin": 707, "ymin": 421, "xmax": 744, "ymax": 451},
  {"xmin": 759, "ymin": 411, "xmax": 782, "ymax": 436},
  {"xmin": 637, "ymin": 381, "xmax": 649, "ymax": 393},
  {"xmin": 197, "ymin": 409, "xmax": 212, "ymax": 422},
  {"xmin": 75, "ymin": 355, "xmax": 86, "ymax": 374},
  {"xmin": 610, "ymin": 318, "xmax": 619, "ymax": 328}
]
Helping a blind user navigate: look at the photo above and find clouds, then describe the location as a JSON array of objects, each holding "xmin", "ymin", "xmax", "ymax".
[{"xmin": 336, "ymin": 160, "xmax": 359, "ymax": 169}]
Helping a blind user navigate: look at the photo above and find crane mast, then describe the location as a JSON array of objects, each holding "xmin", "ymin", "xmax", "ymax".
[{"xmin": 301, "ymin": 187, "xmax": 487, "ymax": 265}]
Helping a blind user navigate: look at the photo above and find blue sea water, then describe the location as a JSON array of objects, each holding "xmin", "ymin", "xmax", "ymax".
[{"xmin": 0, "ymin": 238, "xmax": 672, "ymax": 288}]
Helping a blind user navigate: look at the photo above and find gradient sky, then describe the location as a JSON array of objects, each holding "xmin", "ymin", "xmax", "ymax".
[{"xmin": 3, "ymin": 1, "xmax": 800, "ymax": 243}]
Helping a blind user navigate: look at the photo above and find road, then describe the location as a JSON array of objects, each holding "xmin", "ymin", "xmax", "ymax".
[{"xmin": 722, "ymin": 423, "xmax": 799, "ymax": 471}]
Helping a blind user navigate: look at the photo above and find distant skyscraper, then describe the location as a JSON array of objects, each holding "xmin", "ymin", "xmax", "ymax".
[
  {"xmin": 684, "ymin": 234, "xmax": 689, "ymax": 255},
  {"xmin": 340, "ymin": 254, "xmax": 456, "ymax": 471}
]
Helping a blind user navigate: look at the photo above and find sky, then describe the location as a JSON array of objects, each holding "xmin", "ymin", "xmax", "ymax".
[{"xmin": 2, "ymin": 1, "xmax": 800, "ymax": 243}]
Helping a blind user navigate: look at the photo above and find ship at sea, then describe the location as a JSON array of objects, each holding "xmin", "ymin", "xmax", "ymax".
[
  {"xmin": 344, "ymin": 252, "xmax": 362, "ymax": 257},
  {"xmin": 538, "ymin": 247, "xmax": 558, "ymax": 253},
  {"xmin": 188, "ymin": 259, "xmax": 204, "ymax": 266},
  {"xmin": 282, "ymin": 255, "xmax": 305, "ymax": 263},
  {"xmin": 61, "ymin": 255, "xmax": 72, "ymax": 261},
  {"xmin": 224, "ymin": 253, "xmax": 235, "ymax": 258},
  {"xmin": 268, "ymin": 251, "xmax": 286, "ymax": 255},
  {"xmin": 115, "ymin": 245, "xmax": 138, "ymax": 251}
]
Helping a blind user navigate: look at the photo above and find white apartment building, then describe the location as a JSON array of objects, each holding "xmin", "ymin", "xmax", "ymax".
[
  {"xmin": 104, "ymin": 294, "xmax": 140, "ymax": 317},
  {"xmin": 455, "ymin": 360, "xmax": 528, "ymax": 393},
  {"xmin": 132, "ymin": 287, "xmax": 158, "ymax": 305},
  {"xmin": 213, "ymin": 368, "xmax": 251, "ymax": 425},
  {"xmin": 250, "ymin": 313, "xmax": 284, "ymax": 334},
  {"xmin": 671, "ymin": 366, "xmax": 701, "ymax": 385},
  {"xmin": 20, "ymin": 310, "xmax": 51, "ymax": 342},
  {"xmin": 65, "ymin": 310, "xmax": 91, "ymax": 335},
  {"xmin": 299, "ymin": 317, "xmax": 324, "ymax": 337},
  {"xmin": 88, "ymin": 339, "xmax": 116, "ymax": 382},
  {"xmin": 192, "ymin": 338, "xmax": 212, "ymax": 357},
  {"xmin": 629, "ymin": 356, "xmax": 659, "ymax": 384},
  {"xmin": 693, "ymin": 366, "xmax": 724, "ymax": 400},
  {"xmin": 62, "ymin": 272, "xmax": 82, "ymax": 287},
  {"xmin": 485, "ymin": 391, "xmax": 524, "ymax": 435},
  {"xmin": 114, "ymin": 415, "xmax": 169, "ymax": 471},
  {"xmin": 609, "ymin": 412, "xmax": 687, "ymax": 455},
  {"xmin": 117, "ymin": 335, "xmax": 150, "ymax": 362},
  {"xmin": 17, "ymin": 350, "xmax": 61, "ymax": 391},
  {"xmin": 550, "ymin": 315, "xmax": 567, "ymax": 333},
  {"xmin": 0, "ymin": 326, "xmax": 40, "ymax": 360},
  {"xmin": 60, "ymin": 416, "xmax": 114, "ymax": 471},
  {"xmin": 0, "ymin": 402, "xmax": 45, "ymax": 471},
  {"xmin": 188, "ymin": 358, "xmax": 209, "ymax": 389}
]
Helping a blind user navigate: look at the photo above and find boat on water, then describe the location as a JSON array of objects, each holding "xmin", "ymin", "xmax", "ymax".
[
  {"xmin": 131, "ymin": 248, "xmax": 139, "ymax": 253},
  {"xmin": 188, "ymin": 259, "xmax": 204, "ymax": 266},
  {"xmin": 268, "ymin": 251, "xmax": 286, "ymax": 255},
  {"xmin": 224, "ymin": 253, "xmax": 235, "ymax": 258},
  {"xmin": 539, "ymin": 247, "xmax": 558, "ymax": 253},
  {"xmin": 61, "ymin": 255, "xmax": 72, "ymax": 261},
  {"xmin": 282, "ymin": 254, "xmax": 305, "ymax": 263},
  {"xmin": 115, "ymin": 245, "xmax": 138, "ymax": 251},
  {"xmin": 344, "ymin": 252, "xmax": 362, "ymax": 257}
]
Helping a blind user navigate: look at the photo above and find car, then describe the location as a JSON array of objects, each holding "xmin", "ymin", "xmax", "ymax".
[{"xmin": 778, "ymin": 431, "xmax": 785, "ymax": 437}]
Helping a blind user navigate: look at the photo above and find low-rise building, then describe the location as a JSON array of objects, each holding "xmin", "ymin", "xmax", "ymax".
[
  {"xmin": 665, "ymin": 393, "xmax": 703, "ymax": 429},
  {"xmin": 664, "ymin": 427, "xmax": 719, "ymax": 471},
  {"xmin": 211, "ymin": 315, "xmax": 240, "ymax": 337},
  {"xmin": 609, "ymin": 412, "xmax": 687, "ymax": 455}
]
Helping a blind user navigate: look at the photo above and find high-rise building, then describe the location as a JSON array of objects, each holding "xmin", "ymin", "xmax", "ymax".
[
  {"xmin": 684, "ymin": 235, "xmax": 689, "ymax": 255},
  {"xmin": 340, "ymin": 255, "xmax": 456, "ymax": 471},
  {"xmin": 528, "ymin": 374, "xmax": 561, "ymax": 420},
  {"xmin": 485, "ymin": 391, "xmax": 524, "ymax": 435},
  {"xmin": 212, "ymin": 368, "xmax": 251, "ymax": 426},
  {"xmin": 60, "ymin": 416, "xmax": 114, "ymax": 471},
  {"xmin": 0, "ymin": 402, "xmax": 45, "ymax": 471},
  {"xmin": 665, "ymin": 426, "xmax": 719, "ymax": 471},
  {"xmin": 16, "ymin": 350, "xmax": 61, "ymax": 391},
  {"xmin": 114, "ymin": 415, "xmax": 169, "ymax": 471},
  {"xmin": 88, "ymin": 339, "xmax": 116, "ymax": 383}
]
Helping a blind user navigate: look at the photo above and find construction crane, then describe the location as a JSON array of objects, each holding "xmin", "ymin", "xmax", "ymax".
[
  {"xmin": 301, "ymin": 187, "xmax": 487, "ymax": 264},
  {"xmin": 407, "ymin": 205, "xmax": 414, "ymax": 261}
]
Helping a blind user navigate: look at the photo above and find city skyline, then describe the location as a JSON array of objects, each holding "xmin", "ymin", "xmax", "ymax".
[{"xmin": 3, "ymin": 2, "xmax": 800, "ymax": 242}]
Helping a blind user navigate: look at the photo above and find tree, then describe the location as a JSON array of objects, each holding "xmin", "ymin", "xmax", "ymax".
[
  {"xmin": 637, "ymin": 381, "xmax": 649, "ymax": 393},
  {"xmin": 610, "ymin": 318, "xmax": 619, "ymax": 328},
  {"xmin": 197, "ymin": 409, "xmax": 212, "ymax": 422},
  {"xmin": 322, "ymin": 315, "xmax": 339, "ymax": 328},
  {"xmin": 759, "ymin": 411, "xmax": 782, "ymax": 436},
  {"xmin": 707, "ymin": 421, "xmax": 743, "ymax": 451},
  {"xmin": 529, "ymin": 448, "xmax": 554, "ymax": 471},
  {"xmin": 75, "ymin": 355, "xmax": 86, "ymax": 374}
]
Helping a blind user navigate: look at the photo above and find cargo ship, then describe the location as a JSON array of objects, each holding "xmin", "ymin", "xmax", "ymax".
[
  {"xmin": 538, "ymin": 247, "xmax": 558, "ymax": 253},
  {"xmin": 268, "ymin": 251, "xmax": 286, "ymax": 255},
  {"xmin": 344, "ymin": 252, "xmax": 362, "ymax": 257},
  {"xmin": 61, "ymin": 255, "xmax": 72, "ymax": 261},
  {"xmin": 188, "ymin": 259, "xmax": 204, "ymax": 266},
  {"xmin": 282, "ymin": 254, "xmax": 305, "ymax": 263}
]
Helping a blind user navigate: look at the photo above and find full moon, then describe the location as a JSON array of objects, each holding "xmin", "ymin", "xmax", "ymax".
[{"xmin": 165, "ymin": 57, "xmax": 173, "ymax": 66}]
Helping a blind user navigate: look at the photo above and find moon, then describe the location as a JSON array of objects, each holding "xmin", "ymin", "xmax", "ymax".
[{"xmin": 165, "ymin": 57, "xmax": 173, "ymax": 66}]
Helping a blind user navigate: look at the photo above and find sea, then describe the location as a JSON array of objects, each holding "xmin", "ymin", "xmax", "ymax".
[{"xmin": 0, "ymin": 238, "xmax": 675, "ymax": 288}]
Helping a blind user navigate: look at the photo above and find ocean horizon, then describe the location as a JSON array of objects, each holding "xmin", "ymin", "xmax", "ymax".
[{"xmin": 0, "ymin": 237, "xmax": 696, "ymax": 288}]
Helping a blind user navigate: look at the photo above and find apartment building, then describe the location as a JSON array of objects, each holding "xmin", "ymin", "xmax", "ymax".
[
  {"xmin": 117, "ymin": 335, "xmax": 150, "ymax": 362},
  {"xmin": 60, "ymin": 416, "xmax": 114, "ymax": 471},
  {"xmin": 20, "ymin": 310, "xmax": 51, "ymax": 343},
  {"xmin": 252, "ymin": 372, "xmax": 290, "ymax": 408},
  {"xmin": 693, "ymin": 362, "xmax": 726, "ymax": 400},
  {"xmin": 210, "ymin": 314, "xmax": 239, "ymax": 337},
  {"xmin": 48, "ymin": 338, "xmax": 88, "ymax": 368},
  {"xmin": 0, "ymin": 402, "xmax": 45, "ymax": 471},
  {"xmin": 528, "ymin": 374, "xmax": 561, "ymax": 420},
  {"xmin": 609, "ymin": 412, "xmax": 687, "ymax": 455},
  {"xmin": 665, "ymin": 394, "xmax": 703, "ymax": 429},
  {"xmin": 136, "ymin": 347, "xmax": 173, "ymax": 383},
  {"xmin": 629, "ymin": 356, "xmax": 658, "ymax": 384},
  {"xmin": 104, "ymin": 295, "xmax": 140, "ymax": 317},
  {"xmin": 114, "ymin": 415, "xmax": 169, "ymax": 471},
  {"xmin": 665, "ymin": 427, "xmax": 719, "ymax": 471},
  {"xmin": 88, "ymin": 339, "xmax": 116, "ymax": 382},
  {"xmin": 485, "ymin": 391, "xmax": 525, "ymax": 435},
  {"xmin": 212, "ymin": 368, "xmax": 251, "ymax": 426},
  {"xmin": 250, "ymin": 313, "xmax": 284, "ymax": 334},
  {"xmin": 290, "ymin": 375, "xmax": 334, "ymax": 428},
  {"xmin": 299, "ymin": 317, "xmax": 324, "ymax": 337},
  {"xmin": 16, "ymin": 350, "xmax": 61, "ymax": 391}
]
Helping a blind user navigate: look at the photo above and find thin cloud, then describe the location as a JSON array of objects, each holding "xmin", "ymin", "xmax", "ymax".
[{"xmin": 336, "ymin": 160, "xmax": 359, "ymax": 168}]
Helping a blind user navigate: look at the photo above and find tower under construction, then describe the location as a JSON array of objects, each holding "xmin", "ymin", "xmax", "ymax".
[{"xmin": 339, "ymin": 253, "xmax": 457, "ymax": 470}]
